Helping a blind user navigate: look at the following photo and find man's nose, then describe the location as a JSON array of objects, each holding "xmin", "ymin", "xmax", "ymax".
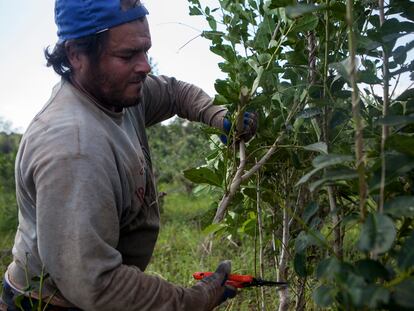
[{"xmin": 134, "ymin": 53, "xmax": 151, "ymax": 75}]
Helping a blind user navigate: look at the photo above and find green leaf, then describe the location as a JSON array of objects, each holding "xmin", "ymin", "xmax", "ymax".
[
  {"xmin": 296, "ymin": 167, "xmax": 320, "ymax": 186},
  {"xmin": 396, "ymin": 88, "xmax": 414, "ymax": 101},
  {"xmin": 295, "ymin": 230, "xmax": 326, "ymax": 254},
  {"xmin": 209, "ymin": 44, "xmax": 236, "ymax": 62},
  {"xmin": 202, "ymin": 31, "xmax": 224, "ymax": 41},
  {"xmin": 285, "ymin": 4, "xmax": 326, "ymax": 18},
  {"xmin": 297, "ymin": 154, "xmax": 353, "ymax": 187},
  {"xmin": 268, "ymin": 0, "xmax": 294, "ymax": 9},
  {"xmin": 313, "ymin": 285, "xmax": 335, "ymax": 308},
  {"xmin": 370, "ymin": 154, "xmax": 414, "ymax": 192},
  {"xmin": 377, "ymin": 115, "xmax": 414, "ymax": 126},
  {"xmin": 309, "ymin": 168, "xmax": 358, "ymax": 192},
  {"xmin": 397, "ymin": 232, "xmax": 414, "ymax": 271},
  {"xmin": 189, "ymin": 6, "xmax": 203, "ymax": 16},
  {"xmin": 294, "ymin": 253, "xmax": 308, "ymax": 277},
  {"xmin": 312, "ymin": 154, "xmax": 353, "ymax": 169},
  {"xmin": 304, "ymin": 142, "xmax": 328, "ymax": 154},
  {"xmin": 202, "ymin": 223, "xmax": 227, "ymax": 235},
  {"xmin": 285, "ymin": 51, "xmax": 308, "ymax": 65},
  {"xmin": 345, "ymin": 273, "xmax": 367, "ymax": 307},
  {"xmin": 291, "ymin": 15, "xmax": 319, "ymax": 33},
  {"xmin": 381, "ymin": 18, "xmax": 414, "ymax": 35},
  {"xmin": 355, "ymin": 259, "xmax": 389, "ymax": 282},
  {"xmin": 296, "ymin": 107, "xmax": 322, "ymax": 119},
  {"xmin": 358, "ymin": 213, "xmax": 396, "ymax": 254},
  {"xmin": 207, "ymin": 17, "xmax": 217, "ymax": 31},
  {"xmin": 298, "ymin": 154, "xmax": 354, "ymax": 188},
  {"xmin": 303, "ymin": 202, "xmax": 319, "ymax": 224},
  {"xmin": 14, "ymin": 294, "xmax": 25, "ymax": 309},
  {"xmin": 387, "ymin": 135, "xmax": 414, "ymax": 157},
  {"xmin": 393, "ymin": 45, "xmax": 407, "ymax": 64},
  {"xmin": 358, "ymin": 70, "xmax": 382, "ymax": 84},
  {"xmin": 384, "ymin": 196, "xmax": 414, "ymax": 218},
  {"xmin": 316, "ymin": 257, "xmax": 341, "ymax": 280},
  {"xmin": 251, "ymin": 67, "xmax": 264, "ymax": 96},
  {"xmin": 357, "ymin": 35, "xmax": 381, "ymax": 52},
  {"xmin": 183, "ymin": 167, "xmax": 222, "ymax": 187},
  {"xmin": 362, "ymin": 285, "xmax": 390, "ymax": 309},
  {"xmin": 392, "ymin": 278, "xmax": 414, "ymax": 309}
]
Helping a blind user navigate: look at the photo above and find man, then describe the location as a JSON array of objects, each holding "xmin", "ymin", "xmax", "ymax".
[{"xmin": 1, "ymin": 0, "xmax": 258, "ymax": 310}]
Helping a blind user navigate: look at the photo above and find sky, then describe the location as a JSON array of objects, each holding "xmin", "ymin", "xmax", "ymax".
[
  {"xmin": 0, "ymin": 1, "xmax": 412, "ymax": 132},
  {"xmin": 0, "ymin": 0, "xmax": 223, "ymax": 132}
]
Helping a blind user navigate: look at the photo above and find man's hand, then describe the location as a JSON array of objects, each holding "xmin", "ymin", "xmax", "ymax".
[
  {"xmin": 220, "ymin": 112, "xmax": 258, "ymax": 144},
  {"xmin": 198, "ymin": 260, "xmax": 237, "ymax": 308}
]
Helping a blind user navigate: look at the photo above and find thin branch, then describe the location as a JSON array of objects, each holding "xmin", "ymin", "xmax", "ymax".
[
  {"xmin": 213, "ymin": 141, "xmax": 246, "ymax": 223},
  {"xmin": 347, "ymin": 0, "xmax": 367, "ymax": 221},
  {"xmin": 379, "ymin": 0, "xmax": 390, "ymax": 214},
  {"xmin": 156, "ymin": 21, "xmax": 202, "ymax": 33},
  {"xmin": 390, "ymin": 73, "xmax": 401, "ymax": 100},
  {"xmin": 256, "ymin": 165, "xmax": 266, "ymax": 311},
  {"xmin": 177, "ymin": 34, "xmax": 202, "ymax": 53},
  {"xmin": 278, "ymin": 191, "xmax": 290, "ymax": 311}
]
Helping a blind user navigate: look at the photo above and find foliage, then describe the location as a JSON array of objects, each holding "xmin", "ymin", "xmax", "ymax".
[
  {"xmin": 185, "ymin": 0, "xmax": 414, "ymax": 309},
  {"xmin": 147, "ymin": 118, "xmax": 213, "ymax": 192},
  {"xmin": 0, "ymin": 130, "xmax": 20, "ymax": 232}
]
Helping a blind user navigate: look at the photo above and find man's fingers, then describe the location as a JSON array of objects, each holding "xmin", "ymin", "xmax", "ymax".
[
  {"xmin": 221, "ymin": 112, "xmax": 258, "ymax": 144},
  {"xmin": 218, "ymin": 285, "xmax": 237, "ymax": 304},
  {"xmin": 215, "ymin": 260, "xmax": 231, "ymax": 276}
]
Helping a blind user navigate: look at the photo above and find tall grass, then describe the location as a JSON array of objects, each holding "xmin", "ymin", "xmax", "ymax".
[
  {"xmin": 0, "ymin": 231, "xmax": 13, "ymax": 278},
  {"xmin": 148, "ymin": 184, "xmax": 280, "ymax": 310}
]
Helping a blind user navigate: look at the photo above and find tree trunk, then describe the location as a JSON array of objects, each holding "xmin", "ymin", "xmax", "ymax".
[{"xmin": 295, "ymin": 276, "xmax": 307, "ymax": 311}]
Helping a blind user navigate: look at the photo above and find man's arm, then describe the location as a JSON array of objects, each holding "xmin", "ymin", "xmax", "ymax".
[
  {"xmin": 34, "ymin": 152, "xmax": 226, "ymax": 311},
  {"xmin": 142, "ymin": 74, "xmax": 227, "ymax": 129}
]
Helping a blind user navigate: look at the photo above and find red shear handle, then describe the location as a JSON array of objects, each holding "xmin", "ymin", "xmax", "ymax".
[{"xmin": 193, "ymin": 272, "xmax": 254, "ymax": 288}]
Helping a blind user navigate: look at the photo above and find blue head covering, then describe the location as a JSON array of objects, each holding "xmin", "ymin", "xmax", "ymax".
[{"xmin": 55, "ymin": 0, "xmax": 149, "ymax": 42}]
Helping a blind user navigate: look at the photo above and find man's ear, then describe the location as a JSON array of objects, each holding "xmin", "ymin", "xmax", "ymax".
[{"xmin": 65, "ymin": 42, "xmax": 87, "ymax": 73}]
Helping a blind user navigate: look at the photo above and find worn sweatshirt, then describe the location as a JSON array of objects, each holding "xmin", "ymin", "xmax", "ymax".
[{"xmin": 7, "ymin": 75, "xmax": 227, "ymax": 310}]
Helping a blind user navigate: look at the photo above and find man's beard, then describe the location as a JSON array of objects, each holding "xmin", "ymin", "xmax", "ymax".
[{"xmin": 89, "ymin": 69, "xmax": 146, "ymax": 110}]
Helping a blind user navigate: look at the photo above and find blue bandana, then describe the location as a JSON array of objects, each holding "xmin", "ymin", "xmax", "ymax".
[{"xmin": 55, "ymin": 0, "xmax": 149, "ymax": 42}]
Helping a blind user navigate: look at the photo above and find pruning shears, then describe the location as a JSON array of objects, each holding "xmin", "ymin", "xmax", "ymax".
[{"xmin": 193, "ymin": 272, "xmax": 288, "ymax": 289}]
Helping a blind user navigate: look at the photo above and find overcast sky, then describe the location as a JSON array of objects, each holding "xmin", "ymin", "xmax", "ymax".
[
  {"xmin": 0, "ymin": 0, "xmax": 223, "ymax": 132},
  {"xmin": 0, "ymin": 1, "xmax": 412, "ymax": 132}
]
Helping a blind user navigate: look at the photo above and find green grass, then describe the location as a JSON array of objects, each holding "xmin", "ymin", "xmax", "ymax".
[
  {"xmin": 0, "ymin": 231, "xmax": 13, "ymax": 279},
  {"xmin": 147, "ymin": 186, "xmax": 280, "ymax": 310}
]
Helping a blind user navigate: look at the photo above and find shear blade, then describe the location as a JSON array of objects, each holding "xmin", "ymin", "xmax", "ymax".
[{"xmin": 254, "ymin": 279, "xmax": 288, "ymax": 287}]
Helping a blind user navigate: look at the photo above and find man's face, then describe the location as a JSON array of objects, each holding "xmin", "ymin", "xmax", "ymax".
[{"xmin": 79, "ymin": 18, "xmax": 152, "ymax": 110}]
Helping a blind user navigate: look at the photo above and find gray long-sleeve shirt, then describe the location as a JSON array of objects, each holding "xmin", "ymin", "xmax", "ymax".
[{"xmin": 7, "ymin": 75, "xmax": 227, "ymax": 310}]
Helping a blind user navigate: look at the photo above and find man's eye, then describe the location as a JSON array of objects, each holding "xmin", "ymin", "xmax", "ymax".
[{"xmin": 119, "ymin": 55, "xmax": 133, "ymax": 61}]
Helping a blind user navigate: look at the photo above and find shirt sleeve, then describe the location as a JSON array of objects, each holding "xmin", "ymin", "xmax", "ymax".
[
  {"xmin": 142, "ymin": 75, "xmax": 227, "ymax": 129},
  {"xmin": 34, "ymin": 151, "xmax": 220, "ymax": 311}
]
